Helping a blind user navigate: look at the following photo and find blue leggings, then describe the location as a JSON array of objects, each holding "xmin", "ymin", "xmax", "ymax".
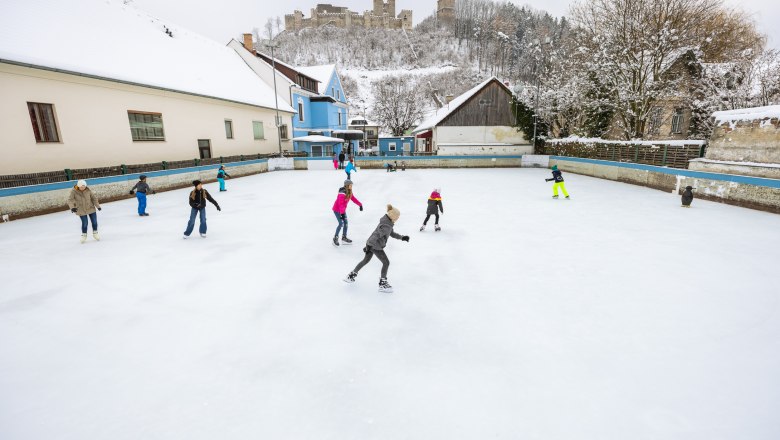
[
  {"xmin": 334, "ymin": 211, "xmax": 348, "ymax": 237},
  {"xmin": 136, "ymin": 192, "xmax": 147, "ymax": 215},
  {"xmin": 80, "ymin": 212, "xmax": 98, "ymax": 233}
]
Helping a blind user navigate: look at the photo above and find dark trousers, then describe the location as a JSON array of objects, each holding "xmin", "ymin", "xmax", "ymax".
[
  {"xmin": 339, "ymin": 160, "xmax": 345, "ymax": 169},
  {"xmin": 334, "ymin": 211, "xmax": 348, "ymax": 237},
  {"xmin": 184, "ymin": 207, "xmax": 207, "ymax": 236},
  {"xmin": 423, "ymin": 213, "xmax": 440, "ymax": 225},
  {"xmin": 80, "ymin": 212, "xmax": 98, "ymax": 233},
  {"xmin": 353, "ymin": 247, "xmax": 390, "ymax": 279}
]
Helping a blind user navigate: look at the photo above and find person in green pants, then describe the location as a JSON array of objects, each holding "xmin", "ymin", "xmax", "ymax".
[{"xmin": 545, "ymin": 165, "xmax": 570, "ymax": 199}]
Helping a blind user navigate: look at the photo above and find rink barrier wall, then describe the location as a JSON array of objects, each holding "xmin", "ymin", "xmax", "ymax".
[
  {"xmin": 295, "ymin": 155, "xmax": 524, "ymax": 170},
  {"xmin": 0, "ymin": 159, "xmax": 269, "ymax": 219},
  {"xmin": 550, "ymin": 156, "xmax": 780, "ymax": 214}
]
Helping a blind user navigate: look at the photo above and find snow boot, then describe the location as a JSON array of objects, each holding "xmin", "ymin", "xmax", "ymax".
[
  {"xmin": 435, "ymin": 224, "xmax": 441, "ymax": 232},
  {"xmin": 378, "ymin": 277, "xmax": 393, "ymax": 293},
  {"xmin": 92, "ymin": 231, "xmax": 100, "ymax": 241},
  {"xmin": 344, "ymin": 271, "xmax": 357, "ymax": 283},
  {"xmin": 332, "ymin": 236, "xmax": 339, "ymax": 246},
  {"xmin": 341, "ymin": 236, "xmax": 353, "ymax": 244},
  {"xmin": 80, "ymin": 233, "xmax": 87, "ymax": 244},
  {"xmin": 420, "ymin": 224, "xmax": 426, "ymax": 231}
]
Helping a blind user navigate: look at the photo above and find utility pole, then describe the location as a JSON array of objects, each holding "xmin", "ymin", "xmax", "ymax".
[
  {"xmin": 265, "ymin": 38, "xmax": 283, "ymax": 157},
  {"xmin": 532, "ymin": 37, "xmax": 552, "ymax": 150}
]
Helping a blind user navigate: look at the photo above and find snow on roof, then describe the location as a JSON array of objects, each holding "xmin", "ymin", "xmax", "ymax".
[
  {"xmin": 298, "ymin": 65, "xmax": 336, "ymax": 94},
  {"xmin": 546, "ymin": 136, "xmax": 707, "ymax": 146},
  {"xmin": 0, "ymin": 0, "xmax": 294, "ymax": 113},
  {"xmin": 291, "ymin": 135, "xmax": 345, "ymax": 143},
  {"xmin": 713, "ymin": 106, "xmax": 780, "ymax": 125},
  {"xmin": 332, "ymin": 129, "xmax": 365, "ymax": 134},
  {"xmin": 348, "ymin": 116, "xmax": 380, "ymax": 126},
  {"xmin": 412, "ymin": 77, "xmax": 504, "ymax": 134}
]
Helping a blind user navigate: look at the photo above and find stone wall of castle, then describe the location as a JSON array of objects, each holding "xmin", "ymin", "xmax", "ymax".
[{"xmin": 285, "ymin": 2, "xmax": 412, "ymax": 32}]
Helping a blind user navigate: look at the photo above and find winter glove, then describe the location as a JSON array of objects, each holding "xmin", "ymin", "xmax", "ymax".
[
  {"xmin": 216, "ymin": 206, "xmax": 222, "ymax": 211},
  {"xmin": 363, "ymin": 246, "xmax": 371, "ymax": 253},
  {"xmin": 129, "ymin": 190, "xmax": 134, "ymax": 195},
  {"xmin": 359, "ymin": 205, "xmax": 363, "ymax": 211},
  {"xmin": 545, "ymin": 178, "xmax": 552, "ymax": 182},
  {"xmin": 70, "ymin": 208, "xmax": 77, "ymax": 213},
  {"xmin": 401, "ymin": 236, "xmax": 410, "ymax": 242},
  {"xmin": 98, "ymin": 207, "xmax": 102, "ymax": 211}
]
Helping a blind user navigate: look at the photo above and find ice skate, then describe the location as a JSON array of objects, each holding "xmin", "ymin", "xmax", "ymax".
[
  {"xmin": 435, "ymin": 224, "xmax": 441, "ymax": 232},
  {"xmin": 341, "ymin": 236, "xmax": 353, "ymax": 244},
  {"xmin": 344, "ymin": 271, "xmax": 357, "ymax": 283},
  {"xmin": 182, "ymin": 235, "xmax": 189, "ymax": 239},
  {"xmin": 200, "ymin": 233, "xmax": 207, "ymax": 238},
  {"xmin": 142, "ymin": 213, "xmax": 150, "ymax": 216},
  {"xmin": 378, "ymin": 278, "xmax": 393, "ymax": 293},
  {"xmin": 420, "ymin": 224, "xmax": 426, "ymax": 231},
  {"xmin": 552, "ymin": 195, "xmax": 559, "ymax": 199},
  {"xmin": 565, "ymin": 196, "xmax": 570, "ymax": 199},
  {"xmin": 92, "ymin": 232, "xmax": 100, "ymax": 241},
  {"xmin": 80, "ymin": 233, "xmax": 87, "ymax": 244},
  {"xmin": 332, "ymin": 236, "xmax": 339, "ymax": 246}
]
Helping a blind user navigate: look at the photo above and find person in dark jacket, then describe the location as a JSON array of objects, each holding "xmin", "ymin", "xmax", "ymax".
[
  {"xmin": 217, "ymin": 166, "xmax": 231, "ymax": 192},
  {"xmin": 420, "ymin": 187, "xmax": 444, "ymax": 231},
  {"xmin": 545, "ymin": 165, "xmax": 570, "ymax": 199},
  {"xmin": 338, "ymin": 151, "xmax": 346, "ymax": 169},
  {"xmin": 129, "ymin": 175, "xmax": 155, "ymax": 216},
  {"xmin": 681, "ymin": 186, "xmax": 694, "ymax": 207},
  {"xmin": 183, "ymin": 180, "xmax": 221, "ymax": 238},
  {"xmin": 344, "ymin": 204, "xmax": 409, "ymax": 293}
]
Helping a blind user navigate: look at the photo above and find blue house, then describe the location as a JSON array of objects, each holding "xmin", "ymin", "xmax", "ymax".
[{"xmin": 378, "ymin": 136, "xmax": 415, "ymax": 156}]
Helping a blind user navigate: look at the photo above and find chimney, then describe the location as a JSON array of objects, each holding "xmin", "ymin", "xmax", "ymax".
[
  {"xmin": 445, "ymin": 94, "xmax": 454, "ymax": 104},
  {"xmin": 243, "ymin": 33, "xmax": 255, "ymax": 54}
]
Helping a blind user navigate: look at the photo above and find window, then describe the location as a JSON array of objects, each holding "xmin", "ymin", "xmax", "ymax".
[
  {"xmin": 253, "ymin": 121, "xmax": 265, "ymax": 140},
  {"xmin": 279, "ymin": 124, "xmax": 289, "ymax": 140},
  {"xmin": 298, "ymin": 101, "xmax": 305, "ymax": 122},
  {"xmin": 337, "ymin": 111, "xmax": 342, "ymax": 126},
  {"xmin": 27, "ymin": 102, "xmax": 60, "ymax": 142},
  {"xmin": 367, "ymin": 129, "xmax": 375, "ymax": 137},
  {"xmin": 649, "ymin": 107, "xmax": 662, "ymax": 135},
  {"xmin": 198, "ymin": 139, "xmax": 212, "ymax": 159},
  {"xmin": 311, "ymin": 145, "xmax": 323, "ymax": 157},
  {"xmin": 671, "ymin": 109, "xmax": 684, "ymax": 134},
  {"xmin": 336, "ymin": 89, "xmax": 341, "ymax": 100},
  {"xmin": 331, "ymin": 87, "xmax": 335, "ymax": 97},
  {"xmin": 225, "ymin": 119, "xmax": 233, "ymax": 139},
  {"xmin": 388, "ymin": 142, "xmax": 397, "ymax": 151},
  {"xmin": 128, "ymin": 111, "xmax": 165, "ymax": 141}
]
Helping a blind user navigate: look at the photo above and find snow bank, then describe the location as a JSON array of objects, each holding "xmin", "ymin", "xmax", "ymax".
[
  {"xmin": 547, "ymin": 136, "xmax": 707, "ymax": 147},
  {"xmin": 712, "ymin": 105, "xmax": 780, "ymax": 125}
]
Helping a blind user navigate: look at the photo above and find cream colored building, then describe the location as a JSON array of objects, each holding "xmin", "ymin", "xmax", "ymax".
[{"xmin": 0, "ymin": 0, "xmax": 295, "ymax": 175}]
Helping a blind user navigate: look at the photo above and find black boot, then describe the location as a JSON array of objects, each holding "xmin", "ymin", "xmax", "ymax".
[
  {"xmin": 332, "ymin": 236, "xmax": 339, "ymax": 246},
  {"xmin": 378, "ymin": 277, "xmax": 393, "ymax": 293}
]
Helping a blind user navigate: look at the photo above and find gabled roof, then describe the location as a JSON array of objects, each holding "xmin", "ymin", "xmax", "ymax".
[
  {"xmin": 0, "ymin": 0, "xmax": 294, "ymax": 113},
  {"xmin": 298, "ymin": 65, "xmax": 337, "ymax": 94},
  {"xmin": 412, "ymin": 77, "xmax": 511, "ymax": 134}
]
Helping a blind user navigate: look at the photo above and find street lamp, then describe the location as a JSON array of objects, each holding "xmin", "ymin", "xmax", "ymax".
[
  {"xmin": 532, "ymin": 37, "xmax": 552, "ymax": 150},
  {"xmin": 359, "ymin": 99, "xmax": 367, "ymax": 153},
  {"xmin": 264, "ymin": 38, "xmax": 283, "ymax": 157}
]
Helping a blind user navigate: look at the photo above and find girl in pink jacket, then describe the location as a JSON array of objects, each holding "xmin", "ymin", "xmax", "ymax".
[{"xmin": 332, "ymin": 179, "xmax": 363, "ymax": 246}]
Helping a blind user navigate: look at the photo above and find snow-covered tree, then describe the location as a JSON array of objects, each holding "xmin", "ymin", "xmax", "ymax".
[{"xmin": 370, "ymin": 76, "xmax": 428, "ymax": 136}]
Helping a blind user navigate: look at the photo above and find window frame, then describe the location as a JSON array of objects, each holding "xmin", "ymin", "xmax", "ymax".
[
  {"xmin": 128, "ymin": 110, "xmax": 165, "ymax": 142},
  {"xmin": 298, "ymin": 101, "xmax": 305, "ymax": 122},
  {"xmin": 253, "ymin": 121, "xmax": 265, "ymax": 140},
  {"xmin": 27, "ymin": 102, "xmax": 60, "ymax": 143},
  {"xmin": 671, "ymin": 109, "xmax": 684, "ymax": 134},
  {"xmin": 198, "ymin": 139, "xmax": 212, "ymax": 159},
  {"xmin": 388, "ymin": 142, "xmax": 397, "ymax": 152},
  {"xmin": 224, "ymin": 119, "xmax": 234, "ymax": 139},
  {"xmin": 279, "ymin": 124, "xmax": 289, "ymax": 140}
]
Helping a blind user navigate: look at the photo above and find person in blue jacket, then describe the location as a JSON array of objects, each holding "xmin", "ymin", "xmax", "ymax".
[
  {"xmin": 217, "ymin": 165, "xmax": 231, "ymax": 192},
  {"xmin": 345, "ymin": 159, "xmax": 357, "ymax": 179}
]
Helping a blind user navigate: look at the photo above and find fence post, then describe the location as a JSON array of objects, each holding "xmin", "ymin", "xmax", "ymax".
[
  {"xmin": 194, "ymin": 159, "xmax": 200, "ymax": 167},
  {"xmin": 634, "ymin": 145, "xmax": 639, "ymax": 163},
  {"xmin": 662, "ymin": 146, "xmax": 668, "ymax": 166},
  {"xmin": 65, "ymin": 169, "xmax": 73, "ymax": 181},
  {"xmin": 219, "ymin": 156, "xmax": 224, "ymax": 164},
  {"xmin": 121, "ymin": 164, "xmax": 127, "ymax": 175},
  {"xmin": 162, "ymin": 161, "xmax": 168, "ymax": 170}
]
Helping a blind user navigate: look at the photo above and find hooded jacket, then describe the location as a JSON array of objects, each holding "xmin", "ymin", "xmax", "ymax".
[
  {"xmin": 189, "ymin": 188, "xmax": 220, "ymax": 210},
  {"xmin": 366, "ymin": 214, "xmax": 402, "ymax": 250},
  {"xmin": 131, "ymin": 181, "xmax": 154, "ymax": 194},
  {"xmin": 67, "ymin": 186, "xmax": 101, "ymax": 216},
  {"xmin": 681, "ymin": 187, "xmax": 694, "ymax": 206},
  {"xmin": 546, "ymin": 170, "xmax": 564, "ymax": 183},
  {"xmin": 426, "ymin": 191, "xmax": 444, "ymax": 215},
  {"xmin": 332, "ymin": 187, "xmax": 362, "ymax": 214},
  {"xmin": 345, "ymin": 162, "xmax": 357, "ymax": 174}
]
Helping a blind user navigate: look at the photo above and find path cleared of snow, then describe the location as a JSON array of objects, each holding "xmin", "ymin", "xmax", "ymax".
[{"xmin": 1, "ymin": 168, "xmax": 779, "ymax": 440}]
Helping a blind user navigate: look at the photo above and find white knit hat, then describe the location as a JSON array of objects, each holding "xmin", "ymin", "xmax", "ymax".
[{"xmin": 77, "ymin": 180, "xmax": 87, "ymax": 188}]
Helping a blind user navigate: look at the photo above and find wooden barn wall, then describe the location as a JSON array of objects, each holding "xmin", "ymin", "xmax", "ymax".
[{"xmin": 439, "ymin": 82, "xmax": 515, "ymax": 127}]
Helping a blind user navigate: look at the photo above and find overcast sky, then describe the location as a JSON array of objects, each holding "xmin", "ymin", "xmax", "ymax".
[{"xmin": 132, "ymin": 0, "xmax": 779, "ymax": 50}]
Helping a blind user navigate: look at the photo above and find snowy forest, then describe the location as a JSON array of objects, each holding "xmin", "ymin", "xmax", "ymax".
[{"xmin": 265, "ymin": 0, "xmax": 780, "ymax": 141}]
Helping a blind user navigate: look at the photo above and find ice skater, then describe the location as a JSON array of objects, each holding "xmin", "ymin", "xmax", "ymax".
[
  {"xmin": 332, "ymin": 179, "xmax": 363, "ymax": 246},
  {"xmin": 332, "ymin": 152, "xmax": 339, "ymax": 170},
  {"xmin": 344, "ymin": 204, "xmax": 409, "ymax": 293},
  {"xmin": 217, "ymin": 165, "xmax": 231, "ymax": 192},
  {"xmin": 545, "ymin": 165, "xmax": 570, "ymax": 199},
  {"xmin": 183, "ymin": 180, "xmax": 221, "ymax": 239},
  {"xmin": 420, "ymin": 187, "xmax": 444, "ymax": 231},
  {"xmin": 338, "ymin": 151, "xmax": 346, "ymax": 169},
  {"xmin": 681, "ymin": 185, "xmax": 694, "ymax": 207},
  {"xmin": 67, "ymin": 179, "xmax": 102, "ymax": 243},
  {"xmin": 129, "ymin": 174, "xmax": 155, "ymax": 216},
  {"xmin": 345, "ymin": 159, "xmax": 357, "ymax": 180},
  {"xmin": 385, "ymin": 162, "xmax": 396, "ymax": 172}
]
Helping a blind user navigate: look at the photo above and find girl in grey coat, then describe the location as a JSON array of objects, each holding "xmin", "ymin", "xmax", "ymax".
[{"xmin": 344, "ymin": 204, "xmax": 409, "ymax": 293}]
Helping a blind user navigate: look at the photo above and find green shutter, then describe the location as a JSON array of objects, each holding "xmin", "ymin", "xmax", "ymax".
[{"xmin": 253, "ymin": 121, "xmax": 264, "ymax": 140}]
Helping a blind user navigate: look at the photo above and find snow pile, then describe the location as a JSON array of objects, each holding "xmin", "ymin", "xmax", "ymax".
[
  {"xmin": 0, "ymin": 0, "xmax": 294, "ymax": 112},
  {"xmin": 1, "ymin": 169, "xmax": 779, "ymax": 439},
  {"xmin": 713, "ymin": 106, "xmax": 780, "ymax": 126},
  {"xmin": 547, "ymin": 136, "xmax": 707, "ymax": 147}
]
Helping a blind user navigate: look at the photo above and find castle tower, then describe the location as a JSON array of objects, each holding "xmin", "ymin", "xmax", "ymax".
[
  {"xmin": 437, "ymin": 0, "xmax": 455, "ymax": 25},
  {"xmin": 388, "ymin": 0, "xmax": 396, "ymax": 17}
]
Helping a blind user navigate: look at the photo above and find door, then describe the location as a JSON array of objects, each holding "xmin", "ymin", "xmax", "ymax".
[
  {"xmin": 198, "ymin": 139, "xmax": 212, "ymax": 159},
  {"xmin": 403, "ymin": 142, "xmax": 411, "ymax": 155}
]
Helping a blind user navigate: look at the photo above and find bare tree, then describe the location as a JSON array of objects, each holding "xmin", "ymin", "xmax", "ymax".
[{"xmin": 371, "ymin": 75, "xmax": 428, "ymax": 136}]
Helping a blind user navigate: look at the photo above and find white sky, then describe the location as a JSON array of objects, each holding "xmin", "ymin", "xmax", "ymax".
[{"xmin": 132, "ymin": 0, "xmax": 780, "ymax": 50}]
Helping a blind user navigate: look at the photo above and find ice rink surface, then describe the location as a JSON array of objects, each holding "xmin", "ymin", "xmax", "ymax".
[{"xmin": 1, "ymin": 168, "xmax": 779, "ymax": 439}]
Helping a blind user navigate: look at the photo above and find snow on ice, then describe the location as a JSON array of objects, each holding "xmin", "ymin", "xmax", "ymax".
[{"xmin": 1, "ymin": 168, "xmax": 780, "ymax": 439}]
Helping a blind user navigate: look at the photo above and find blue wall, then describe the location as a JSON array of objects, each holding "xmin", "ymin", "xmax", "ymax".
[{"xmin": 378, "ymin": 137, "xmax": 415, "ymax": 156}]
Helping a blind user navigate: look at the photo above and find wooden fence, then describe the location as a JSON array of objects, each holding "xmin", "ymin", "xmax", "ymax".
[{"xmin": 542, "ymin": 141, "xmax": 706, "ymax": 169}]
